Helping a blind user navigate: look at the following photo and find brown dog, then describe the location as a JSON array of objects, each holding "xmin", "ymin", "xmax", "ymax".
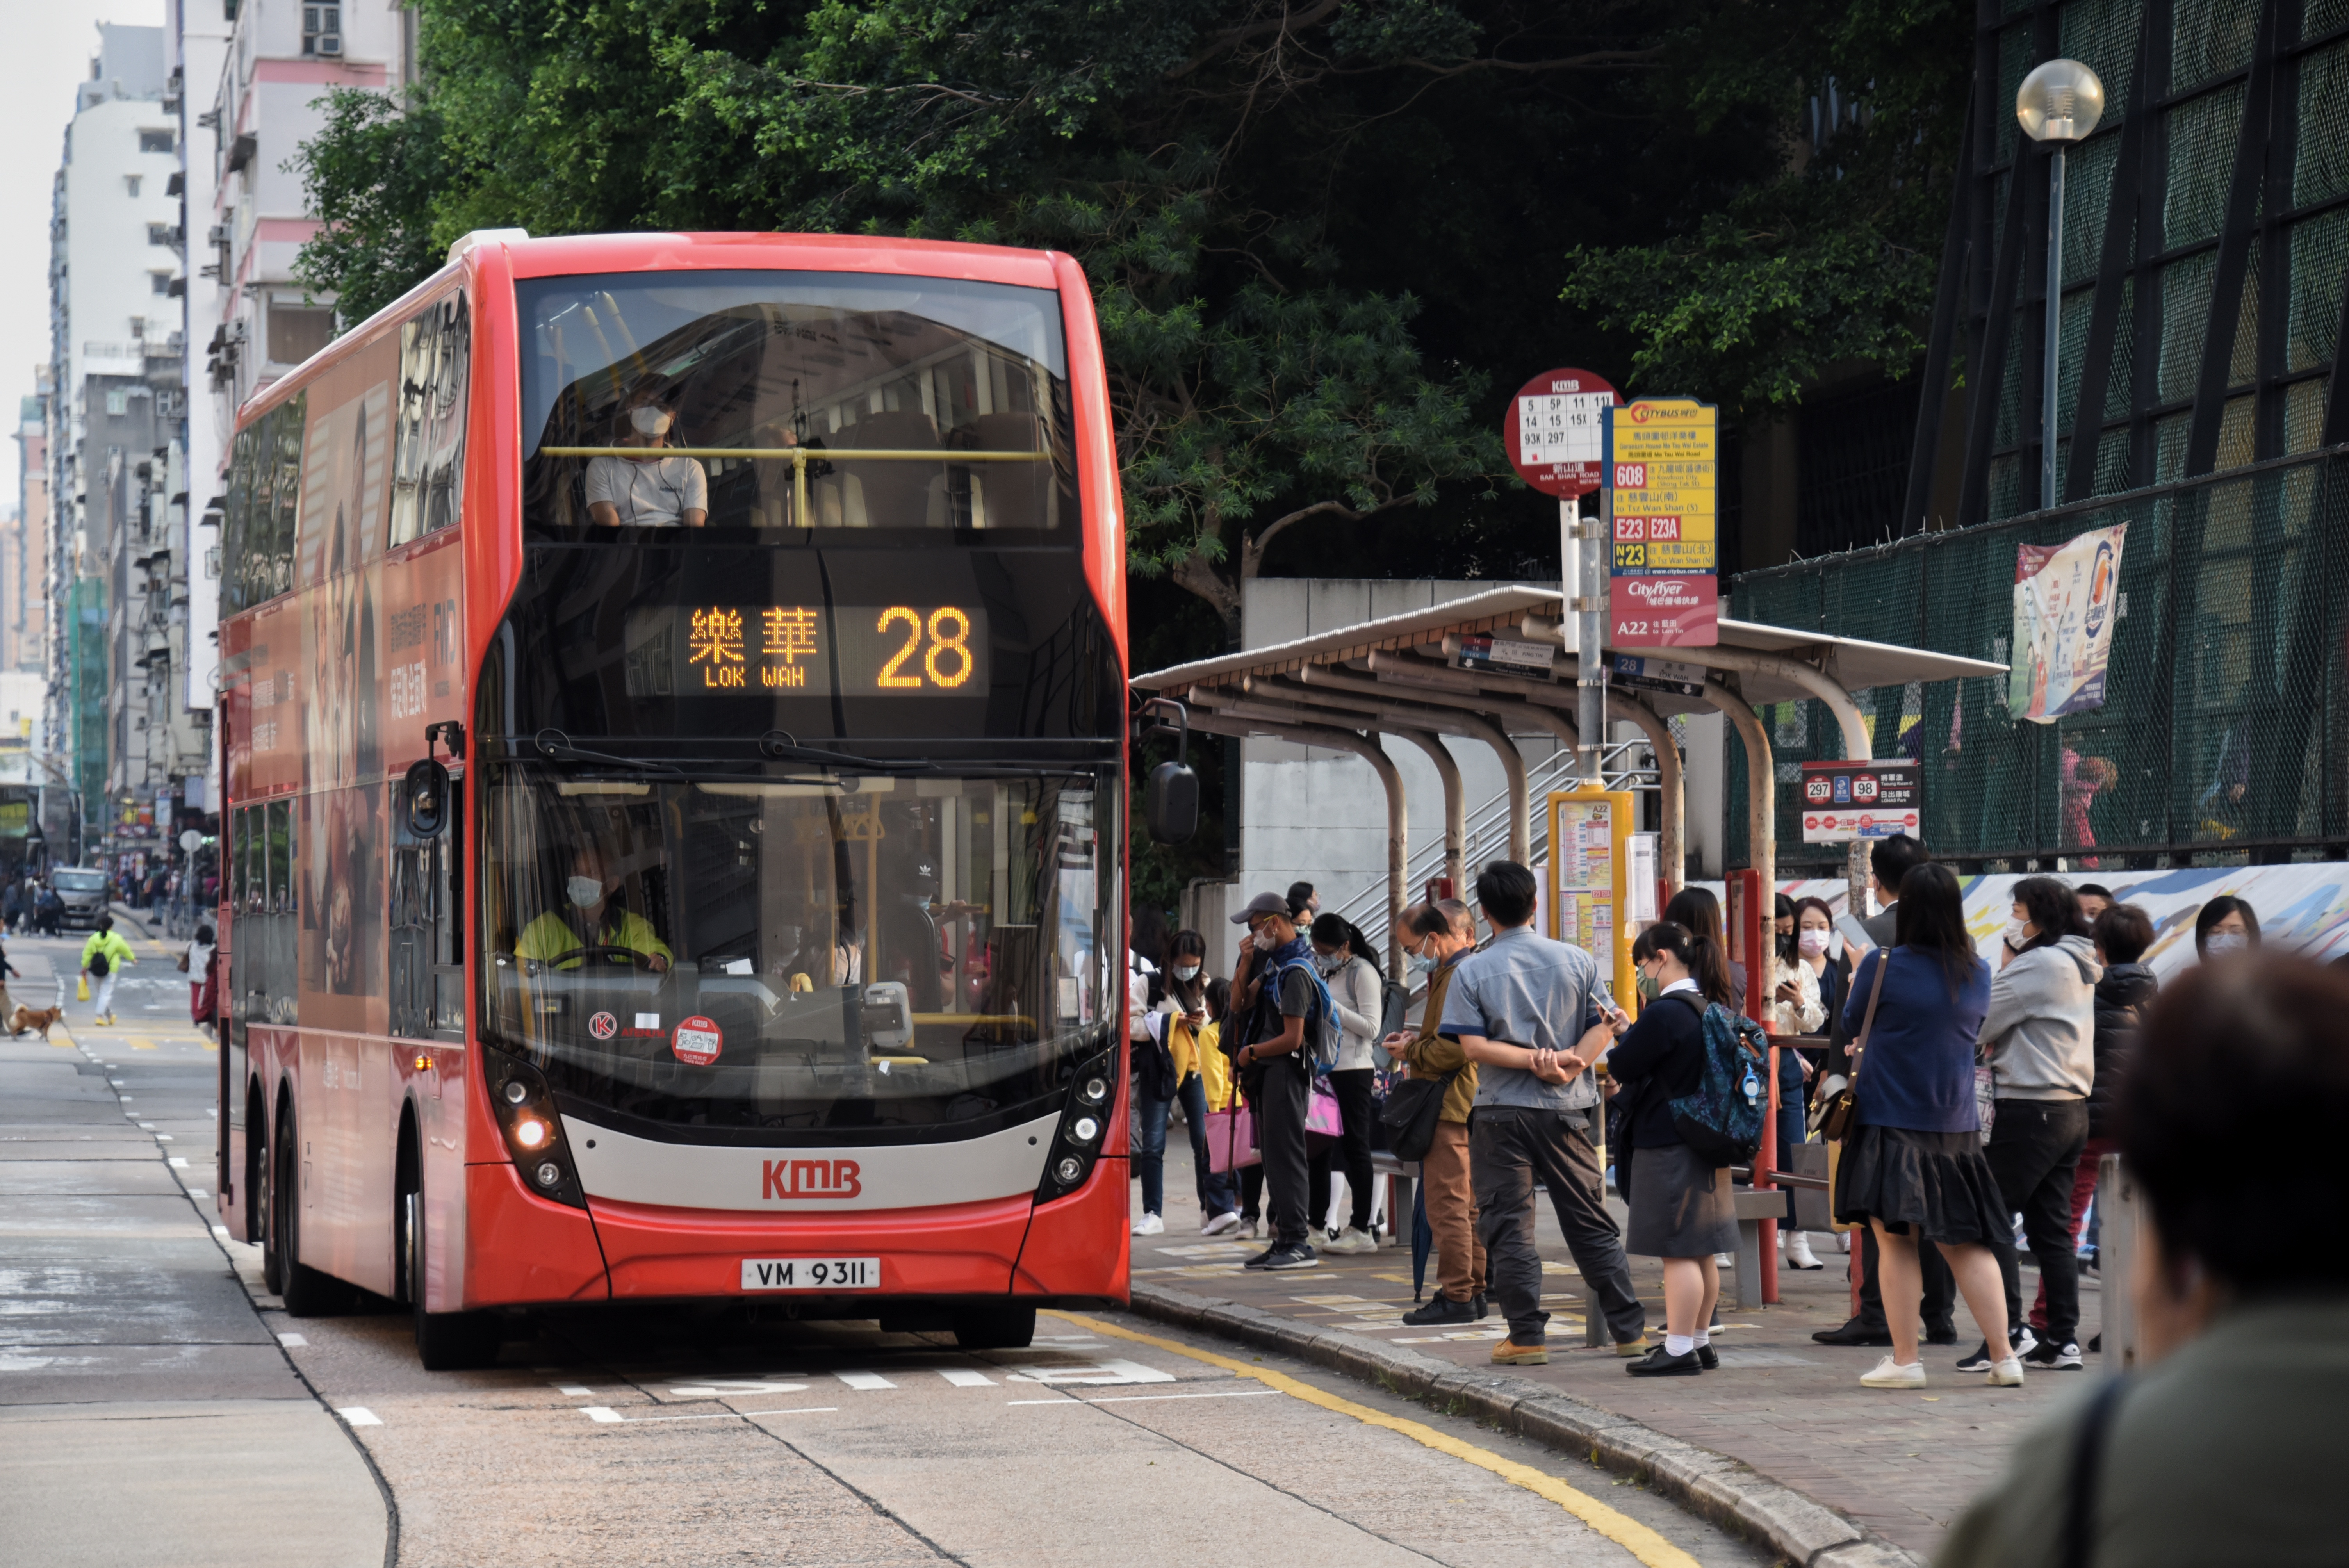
[{"xmin": 9, "ymin": 1005, "xmax": 63, "ymax": 1041}]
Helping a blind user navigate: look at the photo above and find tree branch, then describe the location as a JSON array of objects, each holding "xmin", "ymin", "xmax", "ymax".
[{"xmin": 1165, "ymin": 0, "xmax": 1347, "ymax": 81}]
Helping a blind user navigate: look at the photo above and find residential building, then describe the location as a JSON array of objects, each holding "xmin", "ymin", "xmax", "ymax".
[{"xmin": 9, "ymin": 378, "xmax": 51, "ymax": 674}]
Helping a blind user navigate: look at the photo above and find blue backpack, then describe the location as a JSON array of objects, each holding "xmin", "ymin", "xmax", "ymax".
[{"xmin": 1663, "ymin": 994, "xmax": 1771, "ymax": 1166}]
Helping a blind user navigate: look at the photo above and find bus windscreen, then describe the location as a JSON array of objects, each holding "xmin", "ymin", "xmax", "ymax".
[{"xmin": 519, "ymin": 271, "xmax": 1076, "ymax": 534}]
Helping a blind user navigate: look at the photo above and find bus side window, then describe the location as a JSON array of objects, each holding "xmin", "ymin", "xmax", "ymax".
[
  {"xmin": 230, "ymin": 808, "xmax": 248, "ymax": 911},
  {"xmin": 266, "ymin": 801, "xmax": 291, "ymax": 914}
]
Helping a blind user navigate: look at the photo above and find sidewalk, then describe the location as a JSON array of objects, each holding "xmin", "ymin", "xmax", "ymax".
[{"xmin": 1135, "ymin": 1136, "xmax": 2102, "ymax": 1564}]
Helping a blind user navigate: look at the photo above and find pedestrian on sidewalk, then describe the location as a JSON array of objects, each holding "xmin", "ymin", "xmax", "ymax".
[
  {"xmin": 80, "ymin": 915, "xmax": 136, "ymax": 1028},
  {"xmin": 2192, "ymin": 894, "xmax": 2258, "ymax": 960},
  {"xmin": 1229, "ymin": 890, "xmax": 1337, "ymax": 1272},
  {"xmin": 1977, "ymin": 876, "xmax": 2101, "ymax": 1374},
  {"xmin": 1443, "ymin": 860, "xmax": 1646, "ymax": 1366},
  {"xmin": 1308, "ymin": 912, "xmax": 1383, "ymax": 1254},
  {"xmin": 1937, "ymin": 953, "xmax": 2349, "ymax": 1567},
  {"xmin": 1777, "ymin": 896, "xmax": 1845, "ymax": 1271},
  {"xmin": 189, "ymin": 922, "xmax": 219, "ymax": 1038},
  {"xmin": 1834, "ymin": 863, "xmax": 2021, "ymax": 1390},
  {"xmin": 1816, "ymin": 833, "xmax": 1955, "ymax": 1347},
  {"xmin": 1132, "ymin": 930, "xmax": 1240, "ymax": 1238},
  {"xmin": 1383, "ymin": 899, "xmax": 1485, "ymax": 1324},
  {"xmin": 1610, "ymin": 919, "xmax": 1743, "ymax": 1376}
]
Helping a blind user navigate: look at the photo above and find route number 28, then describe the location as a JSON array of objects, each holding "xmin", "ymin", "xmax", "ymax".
[{"xmin": 877, "ymin": 606, "xmax": 977, "ymax": 689}]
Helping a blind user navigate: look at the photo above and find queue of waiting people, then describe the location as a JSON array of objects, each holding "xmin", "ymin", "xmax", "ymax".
[{"xmin": 1131, "ymin": 835, "xmax": 2302, "ymax": 1391}]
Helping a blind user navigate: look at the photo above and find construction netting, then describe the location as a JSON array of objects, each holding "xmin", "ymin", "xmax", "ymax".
[{"xmin": 1728, "ymin": 447, "xmax": 2349, "ymax": 871}]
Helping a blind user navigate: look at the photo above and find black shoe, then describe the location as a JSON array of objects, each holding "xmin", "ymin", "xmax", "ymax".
[
  {"xmin": 1242, "ymin": 1245, "xmax": 1278, "ymax": 1270},
  {"xmin": 1955, "ymin": 1325, "xmax": 2035, "ymax": 1370},
  {"xmin": 1696, "ymin": 1341, "xmax": 1719, "ymax": 1370},
  {"xmin": 1400, "ymin": 1295, "xmax": 1477, "ymax": 1326},
  {"xmin": 1471, "ymin": 1292, "xmax": 1490, "ymax": 1320},
  {"xmin": 2023, "ymin": 1338, "xmax": 2084, "ymax": 1370},
  {"xmin": 1953, "ymin": 1340, "xmax": 1996, "ymax": 1372},
  {"xmin": 2088, "ymin": 1332, "xmax": 2102, "ymax": 1354},
  {"xmin": 1813, "ymin": 1317, "xmax": 1894, "ymax": 1347},
  {"xmin": 1260, "ymin": 1242, "xmax": 1320, "ymax": 1271},
  {"xmin": 1925, "ymin": 1322, "xmax": 1959, "ymax": 1346},
  {"xmin": 1626, "ymin": 1344, "xmax": 1704, "ymax": 1377}
]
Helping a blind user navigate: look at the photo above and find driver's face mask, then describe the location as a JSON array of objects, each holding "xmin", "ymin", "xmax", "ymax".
[
  {"xmin": 567, "ymin": 875, "xmax": 606, "ymax": 909},
  {"xmin": 630, "ymin": 406, "xmax": 673, "ymax": 438}
]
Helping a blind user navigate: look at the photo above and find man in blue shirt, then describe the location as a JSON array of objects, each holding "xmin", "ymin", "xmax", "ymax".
[{"xmin": 1441, "ymin": 860, "xmax": 1646, "ymax": 1364}]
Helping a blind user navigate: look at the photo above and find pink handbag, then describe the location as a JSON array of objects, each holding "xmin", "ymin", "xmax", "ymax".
[
  {"xmin": 1304, "ymin": 1078, "xmax": 1346, "ymax": 1147},
  {"xmin": 1204, "ymin": 1105, "xmax": 1260, "ymax": 1172}
]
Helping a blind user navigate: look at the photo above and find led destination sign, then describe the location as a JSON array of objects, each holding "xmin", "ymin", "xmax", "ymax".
[{"xmin": 625, "ymin": 603, "xmax": 989, "ymax": 698}]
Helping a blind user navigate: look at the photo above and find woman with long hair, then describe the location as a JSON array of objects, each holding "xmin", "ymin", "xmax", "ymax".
[
  {"xmin": 1775, "ymin": 895, "xmax": 1845, "ymax": 1269},
  {"xmin": 1130, "ymin": 930, "xmax": 1241, "ymax": 1237},
  {"xmin": 1308, "ymin": 912, "xmax": 1385, "ymax": 1253},
  {"xmin": 1834, "ymin": 863, "xmax": 2023, "ymax": 1390},
  {"xmin": 1609, "ymin": 920, "xmax": 1742, "ymax": 1375}
]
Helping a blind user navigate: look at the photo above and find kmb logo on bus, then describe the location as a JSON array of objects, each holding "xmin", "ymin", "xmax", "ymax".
[{"xmin": 760, "ymin": 1159, "xmax": 863, "ymax": 1200}]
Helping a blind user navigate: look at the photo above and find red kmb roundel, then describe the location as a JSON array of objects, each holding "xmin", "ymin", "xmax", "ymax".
[
  {"xmin": 589, "ymin": 1010, "xmax": 618, "ymax": 1041},
  {"xmin": 673, "ymin": 1014, "xmax": 723, "ymax": 1066}
]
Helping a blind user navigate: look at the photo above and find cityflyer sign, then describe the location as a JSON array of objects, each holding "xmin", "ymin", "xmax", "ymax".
[
  {"xmin": 1506, "ymin": 368, "xmax": 1617, "ymax": 499},
  {"xmin": 1607, "ymin": 398, "xmax": 1719, "ymax": 646},
  {"xmin": 1798, "ymin": 760, "xmax": 1922, "ymax": 843}
]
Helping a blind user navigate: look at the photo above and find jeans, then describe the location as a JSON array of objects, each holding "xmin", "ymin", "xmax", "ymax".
[
  {"xmin": 1134, "ymin": 1072, "xmax": 1237, "ymax": 1219},
  {"xmin": 1471, "ymin": 1106, "xmax": 1645, "ymax": 1344},
  {"xmin": 1252, "ymin": 1058, "xmax": 1313, "ymax": 1245},
  {"xmin": 1308, "ymin": 1067, "xmax": 1377, "ymax": 1232},
  {"xmin": 1988, "ymin": 1098, "xmax": 2091, "ymax": 1346}
]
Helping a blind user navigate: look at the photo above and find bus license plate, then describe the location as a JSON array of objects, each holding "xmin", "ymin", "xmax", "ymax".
[{"xmin": 740, "ymin": 1257, "xmax": 882, "ymax": 1291}]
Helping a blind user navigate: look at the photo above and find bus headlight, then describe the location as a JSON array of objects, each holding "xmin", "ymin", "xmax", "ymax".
[
  {"xmin": 482, "ymin": 1044, "xmax": 586, "ymax": 1210},
  {"xmin": 1035, "ymin": 1044, "xmax": 1120, "ymax": 1203}
]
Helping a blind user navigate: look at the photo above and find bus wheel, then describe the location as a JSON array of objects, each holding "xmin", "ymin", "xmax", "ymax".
[
  {"xmin": 952, "ymin": 1304, "xmax": 1036, "ymax": 1350},
  {"xmin": 272, "ymin": 1106, "xmax": 343, "ymax": 1317},
  {"xmin": 404, "ymin": 1179, "xmax": 500, "ymax": 1370}
]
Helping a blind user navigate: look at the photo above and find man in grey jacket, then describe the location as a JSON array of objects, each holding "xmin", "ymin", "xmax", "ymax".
[{"xmin": 1976, "ymin": 877, "xmax": 2103, "ymax": 1371}]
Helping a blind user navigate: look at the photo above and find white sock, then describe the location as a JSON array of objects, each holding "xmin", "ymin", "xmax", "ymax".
[
  {"xmin": 1665, "ymin": 1334, "xmax": 1694, "ymax": 1356},
  {"xmin": 1693, "ymin": 1327, "xmax": 1711, "ymax": 1347}
]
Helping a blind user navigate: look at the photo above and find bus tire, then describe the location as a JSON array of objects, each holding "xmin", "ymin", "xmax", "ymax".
[
  {"xmin": 951, "ymin": 1304, "xmax": 1035, "ymax": 1350},
  {"xmin": 403, "ymin": 1164, "xmax": 500, "ymax": 1370},
  {"xmin": 273, "ymin": 1103, "xmax": 343, "ymax": 1317}
]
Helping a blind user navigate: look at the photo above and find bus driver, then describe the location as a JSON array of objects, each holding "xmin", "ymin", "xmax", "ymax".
[
  {"xmin": 516, "ymin": 846, "xmax": 674, "ymax": 971},
  {"xmin": 584, "ymin": 397, "xmax": 709, "ymax": 528}
]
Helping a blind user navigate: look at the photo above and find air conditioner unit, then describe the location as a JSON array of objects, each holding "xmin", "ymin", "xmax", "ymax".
[{"xmin": 316, "ymin": 35, "xmax": 342, "ymax": 55}]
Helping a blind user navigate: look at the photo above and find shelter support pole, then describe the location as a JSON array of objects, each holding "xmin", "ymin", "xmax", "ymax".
[
  {"xmin": 1282, "ymin": 668, "xmax": 1530, "ymax": 865},
  {"xmin": 1704, "ymin": 681, "xmax": 1774, "ymax": 910},
  {"xmin": 1609, "ymin": 693, "xmax": 1684, "ymax": 900},
  {"xmin": 1185, "ymin": 696, "xmax": 1408, "ymax": 980},
  {"xmin": 1574, "ymin": 501, "xmax": 1606, "ymax": 788},
  {"xmin": 1690, "ymin": 649, "xmax": 1873, "ymax": 918},
  {"xmin": 1388, "ymin": 729, "xmax": 1466, "ymax": 901}
]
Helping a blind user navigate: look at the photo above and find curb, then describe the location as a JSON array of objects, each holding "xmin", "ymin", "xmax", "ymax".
[{"xmin": 1128, "ymin": 1280, "xmax": 1927, "ymax": 1568}]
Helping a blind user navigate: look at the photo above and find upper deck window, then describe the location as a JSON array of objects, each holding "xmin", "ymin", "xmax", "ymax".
[{"xmin": 519, "ymin": 271, "xmax": 1074, "ymax": 534}]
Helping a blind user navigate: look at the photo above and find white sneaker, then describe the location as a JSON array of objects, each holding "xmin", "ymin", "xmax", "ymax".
[
  {"xmin": 1987, "ymin": 1356, "xmax": 2026, "ymax": 1387},
  {"xmin": 1861, "ymin": 1356, "xmax": 1927, "ymax": 1389},
  {"xmin": 1324, "ymin": 1226, "xmax": 1378, "ymax": 1254},
  {"xmin": 1131, "ymin": 1212, "xmax": 1165, "ymax": 1237},
  {"xmin": 1786, "ymin": 1232, "xmax": 1822, "ymax": 1270},
  {"xmin": 1201, "ymin": 1210, "xmax": 1241, "ymax": 1236},
  {"xmin": 1713, "ymin": 1252, "xmax": 1736, "ymax": 1268},
  {"xmin": 1839, "ymin": 1231, "xmax": 1853, "ymax": 1253}
]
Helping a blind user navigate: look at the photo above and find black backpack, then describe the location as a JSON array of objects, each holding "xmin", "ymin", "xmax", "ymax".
[{"xmin": 87, "ymin": 952, "xmax": 110, "ymax": 978}]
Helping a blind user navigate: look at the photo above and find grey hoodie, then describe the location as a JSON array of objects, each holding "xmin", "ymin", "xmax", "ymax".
[{"xmin": 1979, "ymin": 934, "xmax": 2101, "ymax": 1101}]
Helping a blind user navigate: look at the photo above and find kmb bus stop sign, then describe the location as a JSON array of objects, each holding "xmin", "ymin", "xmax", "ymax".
[{"xmin": 1507, "ymin": 368, "xmax": 1617, "ymax": 499}]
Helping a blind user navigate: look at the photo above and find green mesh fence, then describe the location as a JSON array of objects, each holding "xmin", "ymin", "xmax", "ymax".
[{"xmin": 1728, "ymin": 449, "xmax": 2349, "ymax": 871}]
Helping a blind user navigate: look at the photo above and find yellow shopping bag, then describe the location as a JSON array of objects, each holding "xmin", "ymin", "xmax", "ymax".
[{"xmin": 76, "ymin": 974, "xmax": 89, "ymax": 1002}]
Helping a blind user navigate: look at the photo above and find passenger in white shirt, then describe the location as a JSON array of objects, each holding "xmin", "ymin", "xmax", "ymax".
[{"xmin": 585, "ymin": 401, "xmax": 708, "ymax": 527}]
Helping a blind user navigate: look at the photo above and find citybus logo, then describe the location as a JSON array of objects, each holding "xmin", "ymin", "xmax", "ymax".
[{"xmin": 761, "ymin": 1159, "xmax": 863, "ymax": 1200}]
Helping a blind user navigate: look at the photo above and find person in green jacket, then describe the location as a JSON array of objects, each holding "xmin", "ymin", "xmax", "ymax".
[
  {"xmin": 81, "ymin": 914, "xmax": 137, "ymax": 1026},
  {"xmin": 1937, "ymin": 952, "xmax": 2349, "ymax": 1568}
]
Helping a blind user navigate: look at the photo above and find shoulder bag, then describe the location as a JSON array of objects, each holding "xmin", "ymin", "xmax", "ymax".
[
  {"xmin": 1378, "ymin": 1062, "xmax": 1461, "ymax": 1163},
  {"xmin": 1811, "ymin": 949, "xmax": 1888, "ymax": 1142}
]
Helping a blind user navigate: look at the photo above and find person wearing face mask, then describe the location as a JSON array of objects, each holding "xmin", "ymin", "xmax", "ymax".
[
  {"xmin": 1132, "ymin": 930, "xmax": 1242, "ymax": 1238},
  {"xmin": 1307, "ymin": 912, "xmax": 1384, "ymax": 1254},
  {"xmin": 515, "ymin": 846, "xmax": 674, "ymax": 971},
  {"xmin": 1228, "ymin": 891, "xmax": 1339, "ymax": 1270},
  {"xmin": 1383, "ymin": 900, "xmax": 1487, "ymax": 1323},
  {"xmin": 2193, "ymin": 895, "xmax": 2259, "ymax": 961},
  {"xmin": 1767, "ymin": 896, "xmax": 1842, "ymax": 1270},
  {"xmin": 585, "ymin": 397, "xmax": 710, "ymax": 527},
  {"xmin": 1974, "ymin": 876, "xmax": 2101, "ymax": 1373}
]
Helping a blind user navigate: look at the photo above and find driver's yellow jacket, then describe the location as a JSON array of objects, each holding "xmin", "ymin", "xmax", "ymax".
[{"xmin": 515, "ymin": 909, "xmax": 674, "ymax": 968}]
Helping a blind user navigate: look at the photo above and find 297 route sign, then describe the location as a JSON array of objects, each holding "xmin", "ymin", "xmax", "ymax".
[{"xmin": 1507, "ymin": 369, "xmax": 1617, "ymax": 499}]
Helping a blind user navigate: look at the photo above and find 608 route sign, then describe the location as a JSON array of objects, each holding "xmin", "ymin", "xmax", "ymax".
[{"xmin": 1507, "ymin": 369, "xmax": 1618, "ymax": 499}]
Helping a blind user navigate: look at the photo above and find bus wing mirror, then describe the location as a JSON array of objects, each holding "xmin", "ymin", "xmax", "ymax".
[
  {"xmin": 405, "ymin": 759, "xmax": 452, "ymax": 839},
  {"xmin": 1137, "ymin": 697, "xmax": 1199, "ymax": 845}
]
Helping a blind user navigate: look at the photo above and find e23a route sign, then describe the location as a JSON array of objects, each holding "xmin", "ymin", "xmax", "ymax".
[
  {"xmin": 1508, "ymin": 368, "xmax": 1618, "ymax": 499},
  {"xmin": 1607, "ymin": 397, "xmax": 1719, "ymax": 647}
]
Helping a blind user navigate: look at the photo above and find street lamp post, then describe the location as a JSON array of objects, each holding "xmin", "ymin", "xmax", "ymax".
[{"xmin": 2017, "ymin": 59, "xmax": 2107, "ymax": 511}]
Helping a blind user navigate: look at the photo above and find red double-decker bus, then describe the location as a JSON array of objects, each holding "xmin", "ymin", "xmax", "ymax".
[{"xmin": 214, "ymin": 232, "xmax": 1131, "ymax": 1367}]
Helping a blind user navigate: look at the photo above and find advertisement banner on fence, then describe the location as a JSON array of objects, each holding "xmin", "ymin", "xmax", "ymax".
[{"xmin": 2010, "ymin": 523, "xmax": 2126, "ymax": 723}]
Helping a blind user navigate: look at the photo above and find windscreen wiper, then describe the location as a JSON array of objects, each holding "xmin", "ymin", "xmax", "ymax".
[
  {"xmin": 535, "ymin": 729, "xmax": 683, "ymax": 774},
  {"xmin": 758, "ymin": 731, "xmax": 937, "ymax": 773}
]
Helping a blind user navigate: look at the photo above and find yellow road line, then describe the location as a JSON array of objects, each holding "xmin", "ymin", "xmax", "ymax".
[{"xmin": 1047, "ymin": 1310, "xmax": 1699, "ymax": 1568}]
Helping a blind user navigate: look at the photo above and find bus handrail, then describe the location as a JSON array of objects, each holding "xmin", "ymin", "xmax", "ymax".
[{"xmin": 539, "ymin": 446, "xmax": 1054, "ymax": 529}]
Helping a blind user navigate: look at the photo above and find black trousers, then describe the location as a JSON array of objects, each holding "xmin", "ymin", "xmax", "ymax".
[
  {"xmin": 1987, "ymin": 1098, "xmax": 2090, "ymax": 1346},
  {"xmin": 1308, "ymin": 1067, "xmax": 1378, "ymax": 1232},
  {"xmin": 1471, "ymin": 1107, "xmax": 1645, "ymax": 1344},
  {"xmin": 1858, "ymin": 1224, "xmax": 1955, "ymax": 1331},
  {"xmin": 1252, "ymin": 1058, "xmax": 1314, "ymax": 1245}
]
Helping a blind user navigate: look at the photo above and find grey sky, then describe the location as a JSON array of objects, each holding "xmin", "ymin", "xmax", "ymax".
[{"xmin": 1, "ymin": 0, "xmax": 170, "ymax": 508}]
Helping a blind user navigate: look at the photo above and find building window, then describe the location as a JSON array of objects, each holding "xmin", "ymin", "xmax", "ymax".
[
  {"xmin": 147, "ymin": 223, "xmax": 173, "ymax": 246},
  {"xmin": 150, "ymin": 273, "xmax": 174, "ymax": 296},
  {"xmin": 267, "ymin": 305, "xmax": 333, "ymax": 366},
  {"xmin": 138, "ymin": 129, "xmax": 174, "ymax": 155},
  {"xmin": 105, "ymin": 390, "xmax": 128, "ymax": 416},
  {"xmin": 301, "ymin": 5, "xmax": 342, "ymax": 55},
  {"xmin": 123, "ymin": 175, "xmax": 142, "ymax": 198}
]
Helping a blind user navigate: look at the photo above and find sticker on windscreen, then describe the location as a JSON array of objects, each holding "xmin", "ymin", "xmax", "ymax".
[
  {"xmin": 673, "ymin": 1014, "xmax": 722, "ymax": 1066},
  {"xmin": 588, "ymin": 1010, "xmax": 618, "ymax": 1041}
]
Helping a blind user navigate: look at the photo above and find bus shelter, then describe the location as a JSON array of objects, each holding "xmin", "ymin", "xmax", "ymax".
[{"xmin": 1130, "ymin": 585, "xmax": 2007, "ymax": 982}]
